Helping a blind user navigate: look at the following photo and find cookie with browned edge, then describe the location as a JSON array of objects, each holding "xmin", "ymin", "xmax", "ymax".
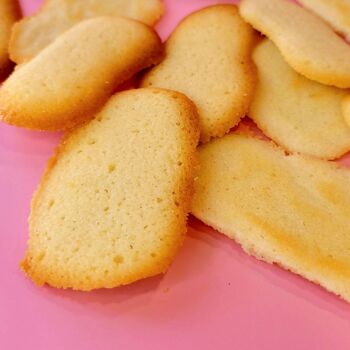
[
  {"xmin": 141, "ymin": 5, "xmax": 257, "ymax": 143},
  {"xmin": 0, "ymin": 17, "xmax": 162, "ymax": 131},
  {"xmin": 22, "ymin": 88, "xmax": 200, "ymax": 291}
]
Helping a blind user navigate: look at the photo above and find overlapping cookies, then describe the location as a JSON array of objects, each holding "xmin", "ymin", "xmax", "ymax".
[
  {"xmin": 239, "ymin": 0, "xmax": 350, "ymax": 88},
  {"xmin": 10, "ymin": 0, "xmax": 163, "ymax": 63},
  {"xmin": 250, "ymin": 39, "xmax": 350, "ymax": 160},
  {"xmin": 298, "ymin": 0, "xmax": 350, "ymax": 40},
  {"xmin": 1, "ymin": 0, "xmax": 350, "ymax": 301},
  {"xmin": 0, "ymin": 17, "xmax": 162, "ymax": 130}
]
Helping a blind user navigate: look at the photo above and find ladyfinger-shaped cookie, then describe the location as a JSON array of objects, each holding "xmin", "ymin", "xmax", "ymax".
[
  {"xmin": 239, "ymin": 0, "xmax": 350, "ymax": 88},
  {"xmin": 9, "ymin": 0, "xmax": 163, "ymax": 64},
  {"xmin": 22, "ymin": 88, "xmax": 200, "ymax": 290},
  {"xmin": 141, "ymin": 5, "xmax": 257, "ymax": 143},
  {"xmin": 192, "ymin": 133, "xmax": 350, "ymax": 302},
  {"xmin": 0, "ymin": 17, "xmax": 162, "ymax": 131}
]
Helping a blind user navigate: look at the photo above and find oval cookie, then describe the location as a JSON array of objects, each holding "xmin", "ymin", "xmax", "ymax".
[
  {"xmin": 22, "ymin": 88, "xmax": 200, "ymax": 290},
  {"xmin": 141, "ymin": 5, "xmax": 257, "ymax": 143},
  {"xmin": 250, "ymin": 40, "xmax": 350, "ymax": 160},
  {"xmin": 192, "ymin": 133, "xmax": 350, "ymax": 303},
  {"xmin": 239, "ymin": 0, "xmax": 350, "ymax": 88},
  {"xmin": 0, "ymin": 17, "xmax": 162, "ymax": 131},
  {"xmin": 9, "ymin": 0, "xmax": 163, "ymax": 64}
]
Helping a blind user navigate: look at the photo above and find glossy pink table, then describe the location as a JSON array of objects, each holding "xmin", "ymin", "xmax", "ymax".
[{"xmin": 1, "ymin": 1, "xmax": 350, "ymax": 349}]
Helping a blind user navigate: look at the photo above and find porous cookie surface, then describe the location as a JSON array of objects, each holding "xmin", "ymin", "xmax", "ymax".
[
  {"xmin": 192, "ymin": 133, "xmax": 350, "ymax": 302},
  {"xmin": 299, "ymin": 0, "xmax": 350, "ymax": 40},
  {"xmin": 239, "ymin": 0, "xmax": 350, "ymax": 88},
  {"xmin": 250, "ymin": 40, "xmax": 350, "ymax": 160},
  {"xmin": 22, "ymin": 88, "xmax": 200, "ymax": 291},
  {"xmin": 141, "ymin": 5, "xmax": 257, "ymax": 143},
  {"xmin": 0, "ymin": 17, "xmax": 162, "ymax": 131},
  {"xmin": 10, "ymin": 0, "xmax": 163, "ymax": 63},
  {"xmin": 0, "ymin": 0, "xmax": 20, "ymax": 76}
]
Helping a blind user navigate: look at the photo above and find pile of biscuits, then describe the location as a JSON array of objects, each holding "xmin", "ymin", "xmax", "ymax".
[{"xmin": 2, "ymin": 0, "xmax": 350, "ymax": 303}]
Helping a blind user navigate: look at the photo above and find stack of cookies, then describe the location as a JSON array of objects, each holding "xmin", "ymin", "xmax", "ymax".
[{"xmin": 1, "ymin": 0, "xmax": 350, "ymax": 303}]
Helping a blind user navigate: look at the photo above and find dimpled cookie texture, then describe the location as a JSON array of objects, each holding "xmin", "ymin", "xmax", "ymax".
[
  {"xmin": 192, "ymin": 133, "xmax": 350, "ymax": 302},
  {"xmin": 250, "ymin": 39, "xmax": 350, "ymax": 160},
  {"xmin": 239, "ymin": 0, "xmax": 350, "ymax": 88},
  {"xmin": 22, "ymin": 88, "xmax": 200, "ymax": 291},
  {"xmin": 9, "ymin": 0, "xmax": 163, "ymax": 63},
  {"xmin": 0, "ymin": 17, "xmax": 162, "ymax": 131},
  {"xmin": 141, "ymin": 5, "xmax": 257, "ymax": 143}
]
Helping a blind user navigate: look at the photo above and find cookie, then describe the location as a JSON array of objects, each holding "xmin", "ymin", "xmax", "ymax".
[
  {"xmin": 9, "ymin": 0, "xmax": 163, "ymax": 64},
  {"xmin": 250, "ymin": 40, "xmax": 350, "ymax": 160},
  {"xmin": 239, "ymin": 0, "xmax": 350, "ymax": 88},
  {"xmin": 299, "ymin": 0, "xmax": 350, "ymax": 40},
  {"xmin": 140, "ymin": 5, "xmax": 257, "ymax": 143},
  {"xmin": 21, "ymin": 88, "xmax": 200, "ymax": 291},
  {"xmin": 192, "ymin": 133, "xmax": 350, "ymax": 303},
  {"xmin": 0, "ymin": 0, "xmax": 20, "ymax": 77},
  {"xmin": 0, "ymin": 17, "xmax": 162, "ymax": 131}
]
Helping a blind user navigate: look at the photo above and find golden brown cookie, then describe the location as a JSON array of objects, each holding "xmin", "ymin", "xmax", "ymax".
[
  {"xmin": 192, "ymin": 133, "xmax": 350, "ymax": 303},
  {"xmin": 239, "ymin": 0, "xmax": 350, "ymax": 88},
  {"xmin": 22, "ymin": 88, "xmax": 200, "ymax": 291},
  {"xmin": 250, "ymin": 40, "xmax": 350, "ymax": 160},
  {"xmin": 9, "ymin": 0, "xmax": 163, "ymax": 63},
  {"xmin": 141, "ymin": 5, "xmax": 257, "ymax": 143},
  {"xmin": 0, "ymin": 17, "xmax": 162, "ymax": 131}
]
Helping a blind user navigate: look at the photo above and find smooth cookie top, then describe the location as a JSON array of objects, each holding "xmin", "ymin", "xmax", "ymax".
[
  {"xmin": 9, "ymin": 0, "xmax": 163, "ymax": 63},
  {"xmin": 0, "ymin": 16, "xmax": 162, "ymax": 131},
  {"xmin": 240, "ymin": 0, "xmax": 350, "ymax": 88},
  {"xmin": 192, "ymin": 133, "xmax": 350, "ymax": 302},
  {"xmin": 141, "ymin": 5, "xmax": 257, "ymax": 143}
]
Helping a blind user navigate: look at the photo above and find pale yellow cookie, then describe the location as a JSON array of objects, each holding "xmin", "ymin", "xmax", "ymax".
[
  {"xmin": 0, "ymin": 17, "xmax": 162, "ymax": 131},
  {"xmin": 192, "ymin": 133, "xmax": 350, "ymax": 303},
  {"xmin": 0, "ymin": 0, "xmax": 20, "ymax": 77},
  {"xmin": 10, "ymin": 0, "xmax": 163, "ymax": 64},
  {"xmin": 21, "ymin": 88, "xmax": 200, "ymax": 291},
  {"xmin": 141, "ymin": 5, "xmax": 257, "ymax": 143},
  {"xmin": 299, "ymin": 0, "xmax": 350, "ymax": 40},
  {"xmin": 239, "ymin": 0, "xmax": 350, "ymax": 88},
  {"xmin": 250, "ymin": 40, "xmax": 350, "ymax": 160}
]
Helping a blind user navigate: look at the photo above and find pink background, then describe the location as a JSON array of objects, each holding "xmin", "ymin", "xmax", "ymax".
[{"xmin": 1, "ymin": 1, "xmax": 350, "ymax": 349}]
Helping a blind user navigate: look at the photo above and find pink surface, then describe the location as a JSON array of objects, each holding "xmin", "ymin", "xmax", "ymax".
[{"xmin": 1, "ymin": 1, "xmax": 350, "ymax": 349}]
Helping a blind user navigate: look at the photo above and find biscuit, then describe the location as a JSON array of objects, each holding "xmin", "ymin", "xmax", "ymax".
[
  {"xmin": 299, "ymin": 0, "xmax": 350, "ymax": 40},
  {"xmin": 192, "ymin": 133, "xmax": 350, "ymax": 303},
  {"xmin": 250, "ymin": 40, "xmax": 350, "ymax": 160},
  {"xmin": 239, "ymin": 0, "xmax": 350, "ymax": 88},
  {"xmin": 9, "ymin": 0, "xmax": 163, "ymax": 64},
  {"xmin": 21, "ymin": 88, "xmax": 200, "ymax": 291},
  {"xmin": 0, "ymin": 17, "xmax": 162, "ymax": 131},
  {"xmin": 140, "ymin": 5, "xmax": 257, "ymax": 143},
  {"xmin": 0, "ymin": 0, "xmax": 20, "ymax": 77}
]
